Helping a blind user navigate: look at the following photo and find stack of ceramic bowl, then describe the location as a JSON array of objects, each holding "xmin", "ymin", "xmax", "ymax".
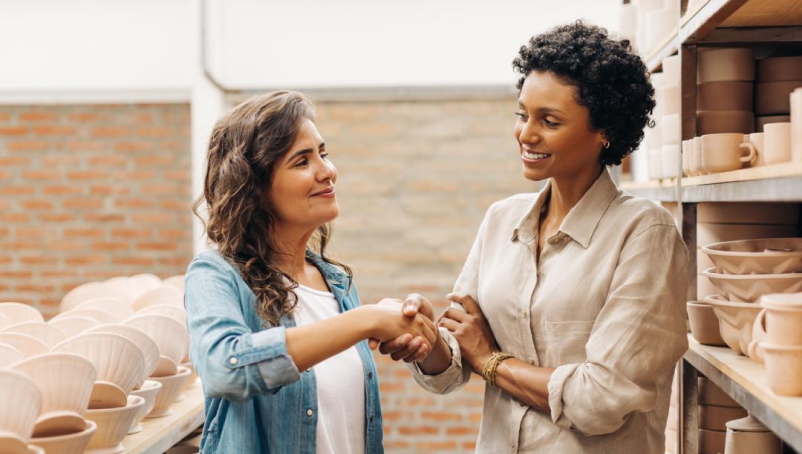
[
  {"xmin": 754, "ymin": 56, "xmax": 802, "ymax": 132},
  {"xmin": 749, "ymin": 292, "xmax": 802, "ymax": 397},
  {"xmin": 701, "ymin": 238, "xmax": 802, "ymax": 359},
  {"xmin": 697, "ymin": 48, "xmax": 755, "ymax": 136},
  {"xmin": 51, "ymin": 333, "xmax": 146, "ymax": 454},
  {"xmin": 0, "ymin": 369, "xmax": 45, "ymax": 454},
  {"xmin": 792, "ymin": 88, "xmax": 802, "ymax": 163},
  {"xmin": 698, "ymin": 376, "xmax": 745, "ymax": 454},
  {"xmin": 660, "ymin": 54, "xmax": 682, "ymax": 180},
  {"xmin": 60, "ymin": 273, "xmax": 185, "ymax": 314},
  {"xmin": 724, "ymin": 414, "xmax": 782, "ymax": 454}
]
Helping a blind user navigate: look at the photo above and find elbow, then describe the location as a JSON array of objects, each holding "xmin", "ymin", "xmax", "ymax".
[
  {"xmin": 199, "ymin": 369, "xmax": 254, "ymax": 402},
  {"xmin": 564, "ymin": 398, "xmax": 633, "ymax": 436},
  {"xmin": 574, "ymin": 415, "xmax": 628, "ymax": 436}
]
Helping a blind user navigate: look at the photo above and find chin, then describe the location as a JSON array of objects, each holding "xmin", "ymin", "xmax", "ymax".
[{"xmin": 522, "ymin": 166, "xmax": 550, "ymax": 182}]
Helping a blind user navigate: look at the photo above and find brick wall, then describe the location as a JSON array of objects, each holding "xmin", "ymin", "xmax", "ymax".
[
  {"xmin": 310, "ymin": 98, "xmax": 538, "ymax": 452},
  {"xmin": 0, "ymin": 104, "xmax": 193, "ymax": 318}
]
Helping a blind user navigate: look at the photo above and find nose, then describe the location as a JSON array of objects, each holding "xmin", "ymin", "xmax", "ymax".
[
  {"xmin": 317, "ymin": 158, "xmax": 337, "ymax": 183},
  {"xmin": 517, "ymin": 119, "xmax": 540, "ymax": 146}
]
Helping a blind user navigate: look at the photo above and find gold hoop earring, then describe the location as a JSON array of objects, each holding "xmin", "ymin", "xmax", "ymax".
[{"xmin": 603, "ymin": 141, "xmax": 611, "ymax": 149}]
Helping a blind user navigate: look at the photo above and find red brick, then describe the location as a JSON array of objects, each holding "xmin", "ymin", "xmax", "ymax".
[
  {"xmin": 88, "ymin": 155, "xmax": 127, "ymax": 166},
  {"xmin": 115, "ymin": 142, "xmax": 153, "ymax": 153},
  {"xmin": 67, "ymin": 113, "xmax": 108, "ymax": 123},
  {"xmin": 22, "ymin": 170, "xmax": 61, "ymax": 180},
  {"xmin": 20, "ymin": 199, "xmax": 54, "ymax": 210},
  {"xmin": 7, "ymin": 140, "xmax": 49, "ymax": 152},
  {"xmin": 0, "ymin": 186, "xmax": 35, "ymax": 195},
  {"xmin": 132, "ymin": 213, "xmax": 173, "ymax": 224},
  {"xmin": 134, "ymin": 155, "xmax": 174, "ymax": 166},
  {"xmin": 0, "ymin": 213, "xmax": 30, "ymax": 223},
  {"xmin": 0, "ymin": 156, "xmax": 30, "ymax": 166},
  {"xmin": 20, "ymin": 256, "xmax": 58, "ymax": 265},
  {"xmin": 63, "ymin": 198, "xmax": 104, "ymax": 209},
  {"xmin": 158, "ymin": 228, "xmax": 186, "ymax": 239},
  {"xmin": 422, "ymin": 411, "xmax": 462, "ymax": 421},
  {"xmin": 399, "ymin": 426, "xmax": 439, "ymax": 435},
  {"xmin": 112, "ymin": 256, "xmax": 155, "ymax": 266},
  {"xmin": 111, "ymin": 228, "xmax": 151, "ymax": 239},
  {"xmin": 42, "ymin": 155, "xmax": 79, "ymax": 166},
  {"xmin": 38, "ymin": 213, "xmax": 77, "ymax": 222},
  {"xmin": 91, "ymin": 242, "xmax": 129, "ymax": 251},
  {"xmin": 65, "ymin": 255, "xmax": 108, "ymax": 265},
  {"xmin": 91, "ymin": 126, "xmax": 129, "ymax": 137},
  {"xmin": 114, "ymin": 198, "xmax": 152, "ymax": 209},
  {"xmin": 415, "ymin": 441, "xmax": 457, "ymax": 450},
  {"xmin": 33, "ymin": 126, "xmax": 76, "ymax": 136},
  {"xmin": 84, "ymin": 213, "xmax": 125, "ymax": 223},
  {"xmin": 19, "ymin": 112, "xmax": 59, "ymax": 122},
  {"xmin": 68, "ymin": 141, "xmax": 108, "ymax": 152},
  {"xmin": 64, "ymin": 228, "xmax": 104, "ymax": 238},
  {"xmin": 0, "ymin": 126, "xmax": 28, "ymax": 136},
  {"xmin": 46, "ymin": 241, "xmax": 84, "ymax": 251},
  {"xmin": 67, "ymin": 170, "xmax": 109, "ymax": 180},
  {"xmin": 159, "ymin": 200, "xmax": 189, "ymax": 210},
  {"xmin": 137, "ymin": 242, "xmax": 176, "ymax": 251},
  {"xmin": 115, "ymin": 170, "xmax": 155, "ymax": 180},
  {"xmin": 0, "ymin": 112, "xmax": 10, "ymax": 121},
  {"xmin": 164, "ymin": 170, "xmax": 191, "ymax": 181},
  {"xmin": 0, "ymin": 271, "xmax": 33, "ymax": 278},
  {"xmin": 43, "ymin": 185, "xmax": 83, "ymax": 195},
  {"xmin": 136, "ymin": 126, "xmax": 175, "ymax": 137}
]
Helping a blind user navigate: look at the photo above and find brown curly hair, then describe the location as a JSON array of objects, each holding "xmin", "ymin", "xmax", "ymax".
[{"xmin": 193, "ymin": 91, "xmax": 352, "ymax": 326}]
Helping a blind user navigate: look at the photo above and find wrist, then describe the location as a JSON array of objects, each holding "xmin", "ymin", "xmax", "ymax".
[{"xmin": 350, "ymin": 305, "xmax": 379, "ymax": 341}]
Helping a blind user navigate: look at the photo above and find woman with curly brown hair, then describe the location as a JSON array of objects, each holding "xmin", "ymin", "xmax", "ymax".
[
  {"xmin": 381, "ymin": 21, "xmax": 689, "ymax": 453},
  {"xmin": 184, "ymin": 91, "xmax": 437, "ymax": 453}
]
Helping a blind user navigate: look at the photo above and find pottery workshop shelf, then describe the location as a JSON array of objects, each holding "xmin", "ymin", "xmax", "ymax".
[
  {"xmin": 680, "ymin": 0, "xmax": 802, "ymax": 45},
  {"xmin": 684, "ymin": 336, "xmax": 802, "ymax": 452},
  {"xmin": 621, "ymin": 180, "xmax": 679, "ymax": 202},
  {"xmin": 122, "ymin": 380, "xmax": 204, "ymax": 454},
  {"xmin": 646, "ymin": 33, "xmax": 680, "ymax": 73}
]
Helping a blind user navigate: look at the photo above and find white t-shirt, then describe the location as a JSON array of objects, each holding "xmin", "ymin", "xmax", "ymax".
[{"xmin": 292, "ymin": 284, "xmax": 366, "ymax": 454}]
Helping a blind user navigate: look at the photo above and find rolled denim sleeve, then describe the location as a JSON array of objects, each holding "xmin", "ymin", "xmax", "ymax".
[
  {"xmin": 185, "ymin": 253, "xmax": 301, "ymax": 402},
  {"xmin": 547, "ymin": 224, "xmax": 689, "ymax": 435}
]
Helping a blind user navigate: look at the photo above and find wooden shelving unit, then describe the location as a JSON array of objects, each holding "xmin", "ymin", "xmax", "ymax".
[
  {"xmin": 622, "ymin": 0, "xmax": 802, "ymax": 453},
  {"xmin": 121, "ymin": 379, "xmax": 204, "ymax": 454}
]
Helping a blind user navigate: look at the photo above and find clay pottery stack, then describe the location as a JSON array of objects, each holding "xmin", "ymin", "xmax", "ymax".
[
  {"xmin": 725, "ymin": 414, "xmax": 782, "ymax": 454},
  {"xmin": 749, "ymin": 293, "xmax": 802, "ymax": 396},
  {"xmin": 687, "ymin": 301, "xmax": 727, "ymax": 346},
  {"xmin": 792, "ymin": 88, "xmax": 802, "ymax": 162},
  {"xmin": 754, "ymin": 56, "xmax": 802, "ymax": 133},
  {"xmin": 697, "ymin": 48, "xmax": 755, "ymax": 136},
  {"xmin": 0, "ymin": 369, "xmax": 44, "ymax": 454},
  {"xmin": 698, "ymin": 376, "xmax": 740, "ymax": 454}
]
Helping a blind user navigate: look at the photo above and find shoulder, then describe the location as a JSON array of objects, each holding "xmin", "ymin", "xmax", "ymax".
[
  {"xmin": 187, "ymin": 249, "xmax": 241, "ymax": 281},
  {"xmin": 482, "ymin": 192, "xmax": 539, "ymax": 225},
  {"xmin": 609, "ymin": 192, "xmax": 679, "ymax": 238}
]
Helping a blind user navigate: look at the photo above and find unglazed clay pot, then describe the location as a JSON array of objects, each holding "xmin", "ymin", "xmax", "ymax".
[
  {"xmin": 757, "ymin": 56, "xmax": 802, "ymax": 82},
  {"xmin": 698, "ymin": 377, "xmax": 739, "ymax": 407},
  {"xmin": 84, "ymin": 395, "xmax": 145, "ymax": 454},
  {"xmin": 748, "ymin": 308, "xmax": 769, "ymax": 363},
  {"xmin": 687, "ymin": 301, "xmax": 727, "ymax": 346},
  {"xmin": 648, "ymin": 148, "xmax": 664, "ymax": 180},
  {"xmin": 764, "ymin": 122, "xmax": 792, "ymax": 164},
  {"xmin": 697, "ymin": 110, "xmax": 754, "ymax": 135},
  {"xmin": 682, "ymin": 140, "xmax": 693, "ymax": 177},
  {"xmin": 704, "ymin": 295, "xmax": 762, "ymax": 356},
  {"xmin": 52, "ymin": 308, "xmax": 117, "ymax": 326},
  {"xmin": 0, "ymin": 303, "xmax": 44, "ymax": 325},
  {"xmin": 30, "ymin": 420, "xmax": 97, "ymax": 454},
  {"xmin": 662, "ymin": 113, "xmax": 681, "ymax": 145},
  {"xmin": 698, "ymin": 404, "xmax": 748, "ymax": 431},
  {"xmin": 0, "ymin": 333, "xmax": 49, "ymax": 359},
  {"xmin": 757, "ymin": 342, "xmax": 802, "ymax": 396},
  {"xmin": 146, "ymin": 366, "xmax": 191, "ymax": 419},
  {"xmin": 740, "ymin": 132, "xmax": 766, "ymax": 167},
  {"xmin": 128, "ymin": 380, "xmax": 162, "ymax": 434},
  {"xmin": 725, "ymin": 414, "xmax": 783, "ymax": 454},
  {"xmin": 691, "ymin": 137, "xmax": 707, "ymax": 176},
  {"xmin": 662, "ymin": 144, "xmax": 681, "ymax": 178},
  {"xmin": 701, "ymin": 133, "xmax": 755, "ymax": 173},
  {"xmin": 73, "ymin": 299, "xmax": 133, "ymax": 322},
  {"xmin": 131, "ymin": 286, "xmax": 183, "ymax": 312},
  {"xmin": 48, "ymin": 316, "xmax": 100, "ymax": 339},
  {"xmin": 701, "ymin": 238, "xmax": 802, "ymax": 275},
  {"xmin": 661, "ymin": 86, "xmax": 681, "ymax": 116},
  {"xmin": 0, "ymin": 369, "xmax": 43, "ymax": 441},
  {"xmin": 85, "ymin": 324, "xmax": 160, "ymax": 384},
  {"xmin": 756, "ymin": 115, "xmax": 790, "ymax": 132},
  {"xmin": 761, "ymin": 293, "xmax": 802, "ymax": 345},
  {"xmin": 60, "ymin": 283, "xmax": 132, "ymax": 313},
  {"xmin": 697, "ymin": 48, "xmax": 755, "ymax": 83},
  {"xmin": 123, "ymin": 315, "xmax": 189, "ymax": 372},
  {"xmin": 697, "ymin": 224, "xmax": 797, "ymax": 247},
  {"xmin": 697, "ymin": 81, "xmax": 753, "ymax": 111},
  {"xmin": 702, "ymin": 267, "xmax": 802, "ymax": 303},
  {"xmin": 755, "ymin": 81, "xmax": 802, "ymax": 115},
  {"xmin": 3, "ymin": 322, "xmax": 67, "ymax": 349},
  {"xmin": 698, "ymin": 427, "xmax": 726, "ymax": 454},
  {"xmin": 792, "ymin": 88, "xmax": 802, "ymax": 162},
  {"xmin": 0, "ymin": 343, "xmax": 24, "ymax": 368}
]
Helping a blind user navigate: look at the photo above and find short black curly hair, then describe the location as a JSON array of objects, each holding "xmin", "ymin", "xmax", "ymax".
[{"xmin": 513, "ymin": 21, "xmax": 655, "ymax": 166}]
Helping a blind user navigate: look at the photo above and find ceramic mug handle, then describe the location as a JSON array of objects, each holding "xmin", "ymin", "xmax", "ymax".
[
  {"xmin": 739, "ymin": 142, "xmax": 757, "ymax": 166},
  {"xmin": 747, "ymin": 308, "xmax": 767, "ymax": 364}
]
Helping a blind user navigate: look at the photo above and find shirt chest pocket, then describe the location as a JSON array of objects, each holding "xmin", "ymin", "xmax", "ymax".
[{"xmin": 544, "ymin": 320, "xmax": 595, "ymax": 367}]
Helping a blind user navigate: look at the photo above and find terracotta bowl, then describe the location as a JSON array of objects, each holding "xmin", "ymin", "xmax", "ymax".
[
  {"xmin": 760, "ymin": 294, "xmax": 802, "ymax": 345},
  {"xmin": 697, "ymin": 81, "xmax": 753, "ymax": 111},
  {"xmin": 162, "ymin": 275, "xmax": 185, "ymax": 293},
  {"xmin": 757, "ymin": 56, "xmax": 802, "ymax": 82},
  {"xmin": 698, "ymin": 48, "xmax": 755, "ymax": 83},
  {"xmin": 130, "ymin": 273, "xmax": 162, "ymax": 290},
  {"xmin": 701, "ymin": 238, "xmax": 802, "ymax": 274},
  {"xmin": 73, "ymin": 299, "xmax": 133, "ymax": 322},
  {"xmin": 11, "ymin": 353, "xmax": 97, "ymax": 430},
  {"xmin": 128, "ymin": 380, "xmax": 162, "ymax": 434},
  {"xmin": 59, "ymin": 283, "xmax": 132, "ymax": 313},
  {"xmin": 53, "ymin": 308, "xmax": 117, "ymax": 326},
  {"xmin": 48, "ymin": 316, "xmax": 100, "ymax": 339},
  {"xmin": 698, "ymin": 404, "xmax": 748, "ymax": 431},
  {"xmin": 123, "ymin": 315, "xmax": 189, "ymax": 370},
  {"xmin": 697, "ymin": 110, "xmax": 754, "ymax": 135},
  {"xmin": 29, "ymin": 420, "xmax": 97, "ymax": 454},
  {"xmin": 0, "ymin": 369, "xmax": 43, "ymax": 440},
  {"xmin": 0, "ymin": 333, "xmax": 49, "ymax": 359},
  {"xmin": 687, "ymin": 301, "xmax": 727, "ymax": 346},
  {"xmin": 135, "ymin": 305, "xmax": 186, "ymax": 328},
  {"xmin": 0, "ymin": 303, "xmax": 43, "ymax": 325},
  {"xmin": 131, "ymin": 286, "xmax": 183, "ymax": 312},
  {"xmin": 702, "ymin": 267, "xmax": 802, "ymax": 303},
  {"xmin": 85, "ymin": 324, "xmax": 160, "ymax": 383},
  {"xmin": 698, "ymin": 376, "xmax": 739, "ymax": 407},
  {"xmin": 699, "ymin": 427, "xmax": 727, "ymax": 454},
  {"xmin": 705, "ymin": 295, "xmax": 762, "ymax": 356},
  {"xmin": 757, "ymin": 342, "xmax": 802, "ymax": 396},
  {"xmin": 755, "ymin": 80, "xmax": 802, "ymax": 115},
  {"xmin": 756, "ymin": 115, "xmax": 791, "ymax": 132},
  {"xmin": 3, "ymin": 322, "xmax": 67, "ymax": 349},
  {"xmin": 84, "ymin": 395, "xmax": 145, "ymax": 454},
  {"xmin": 697, "ymin": 223, "xmax": 797, "ymax": 246},
  {"xmin": 0, "ymin": 343, "xmax": 24, "ymax": 368},
  {"xmin": 146, "ymin": 366, "xmax": 191, "ymax": 419},
  {"xmin": 0, "ymin": 313, "xmax": 12, "ymax": 330},
  {"xmin": 0, "ymin": 438, "xmax": 44, "ymax": 454},
  {"xmin": 52, "ymin": 333, "xmax": 145, "ymax": 397}
]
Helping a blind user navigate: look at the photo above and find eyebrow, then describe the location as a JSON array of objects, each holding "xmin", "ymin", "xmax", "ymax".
[
  {"xmin": 287, "ymin": 141, "xmax": 325, "ymax": 162},
  {"xmin": 517, "ymin": 101, "xmax": 566, "ymax": 116}
]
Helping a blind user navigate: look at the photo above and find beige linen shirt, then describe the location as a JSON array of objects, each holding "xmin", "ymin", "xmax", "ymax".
[{"xmin": 411, "ymin": 169, "xmax": 689, "ymax": 453}]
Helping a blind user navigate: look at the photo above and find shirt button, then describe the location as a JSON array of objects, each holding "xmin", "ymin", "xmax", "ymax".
[
  {"xmin": 511, "ymin": 444, "xmax": 517, "ymax": 452},
  {"xmin": 522, "ymin": 311, "xmax": 527, "ymax": 319},
  {"xmin": 229, "ymin": 357, "xmax": 238, "ymax": 365},
  {"xmin": 368, "ymin": 372, "xmax": 373, "ymax": 379},
  {"xmin": 306, "ymin": 409, "xmax": 313, "ymax": 417},
  {"xmin": 528, "ymin": 356, "xmax": 535, "ymax": 364},
  {"xmin": 369, "ymin": 415, "xmax": 374, "ymax": 423}
]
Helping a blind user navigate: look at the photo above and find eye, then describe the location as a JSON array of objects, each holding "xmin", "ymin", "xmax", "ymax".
[
  {"xmin": 515, "ymin": 111, "xmax": 529, "ymax": 121},
  {"xmin": 294, "ymin": 157, "xmax": 309, "ymax": 167},
  {"xmin": 543, "ymin": 118, "xmax": 560, "ymax": 127},
  {"xmin": 320, "ymin": 150, "xmax": 329, "ymax": 159}
]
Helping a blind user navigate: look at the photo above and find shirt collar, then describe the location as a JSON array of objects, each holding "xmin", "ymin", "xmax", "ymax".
[{"xmin": 511, "ymin": 167, "xmax": 619, "ymax": 249}]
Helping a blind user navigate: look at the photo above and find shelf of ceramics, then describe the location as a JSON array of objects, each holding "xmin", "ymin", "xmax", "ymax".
[
  {"xmin": 720, "ymin": 0, "xmax": 802, "ymax": 28},
  {"xmin": 645, "ymin": 33, "xmax": 680, "ymax": 73},
  {"xmin": 679, "ymin": 0, "xmax": 751, "ymax": 44},
  {"xmin": 684, "ymin": 336, "xmax": 802, "ymax": 452},
  {"xmin": 681, "ymin": 0, "xmax": 712, "ymax": 28},
  {"xmin": 122, "ymin": 379, "xmax": 205, "ymax": 454},
  {"xmin": 682, "ymin": 162, "xmax": 802, "ymax": 202},
  {"xmin": 620, "ymin": 179, "xmax": 679, "ymax": 202}
]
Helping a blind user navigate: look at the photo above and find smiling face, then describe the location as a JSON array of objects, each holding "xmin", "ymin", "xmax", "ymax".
[
  {"xmin": 267, "ymin": 118, "xmax": 339, "ymax": 232},
  {"xmin": 514, "ymin": 71, "xmax": 607, "ymax": 183}
]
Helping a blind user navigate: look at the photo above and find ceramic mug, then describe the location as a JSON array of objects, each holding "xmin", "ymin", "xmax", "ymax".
[
  {"xmin": 764, "ymin": 122, "xmax": 792, "ymax": 164},
  {"xmin": 740, "ymin": 133, "xmax": 766, "ymax": 167},
  {"xmin": 662, "ymin": 144, "xmax": 680, "ymax": 179},
  {"xmin": 792, "ymin": 88, "xmax": 802, "ymax": 162},
  {"xmin": 702, "ymin": 133, "xmax": 756, "ymax": 173},
  {"xmin": 682, "ymin": 140, "xmax": 693, "ymax": 177},
  {"xmin": 692, "ymin": 137, "xmax": 707, "ymax": 175}
]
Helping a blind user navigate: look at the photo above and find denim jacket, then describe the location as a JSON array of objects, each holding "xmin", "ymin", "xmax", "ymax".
[{"xmin": 184, "ymin": 250, "xmax": 384, "ymax": 453}]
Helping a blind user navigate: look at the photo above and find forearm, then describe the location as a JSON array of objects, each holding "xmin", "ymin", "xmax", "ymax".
[
  {"xmin": 286, "ymin": 307, "xmax": 371, "ymax": 372},
  {"xmin": 493, "ymin": 359, "xmax": 555, "ymax": 412},
  {"xmin": 415, "ymin": 335, "xmax": 452, "ymax": 375}
]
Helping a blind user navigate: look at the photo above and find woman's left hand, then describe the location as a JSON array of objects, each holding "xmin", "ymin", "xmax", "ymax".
[{"xmin": 438, "ymin": 293, "xmax": 499, "ymax": 375}]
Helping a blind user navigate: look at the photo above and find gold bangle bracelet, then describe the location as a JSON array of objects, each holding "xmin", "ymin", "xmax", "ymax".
[{"xmin": 482, "ymin": 352, "xmax": 514, "ymax": 387}]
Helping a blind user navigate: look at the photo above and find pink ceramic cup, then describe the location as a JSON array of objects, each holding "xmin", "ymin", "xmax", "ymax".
[{"xmin": 702, "ymin": 133, "xmax": 755, "ymax": 173}]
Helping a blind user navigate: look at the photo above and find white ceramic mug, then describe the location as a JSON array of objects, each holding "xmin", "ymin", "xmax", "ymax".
[
  {"xmin": 740, "ymin": 133, "xmax": 765, "ymax": 167},
  {"xmin": 791, "ymin": 88, "xmax": 802, "ymax": 162},
  {"xmin": 682, "ymin": 140, "xmax": 693, "ymax": 177},
  {"xmin": 764, "ymin": 122, "xmax": 792, "ymax": 164},
  {"xmin": 702, "ymin": 133, "xmax": 756, "ymax": 173},
  {"xmin": 692, "ymin": 137, "xmax": 707, "ymax": 176},
  {"xmin": 662, "ymin": 144, "xmax": 680, "ymax": 178}
]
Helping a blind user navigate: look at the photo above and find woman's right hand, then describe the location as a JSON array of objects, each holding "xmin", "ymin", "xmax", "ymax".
[{"xmin": 361, "ymin": 298, "xmax": 438, "ymax": 351}]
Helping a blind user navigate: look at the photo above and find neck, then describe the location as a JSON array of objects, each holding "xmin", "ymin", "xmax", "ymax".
[
  {"xmin": 547, "ymin": 164, "xmax": 603, "ymax": 219},
  {"xmin": 270, "ymin": 224, "xmax": 318, "ymax": 279}
]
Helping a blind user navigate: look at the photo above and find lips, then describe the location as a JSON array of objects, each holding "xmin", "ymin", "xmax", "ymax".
[{"xmin": 311, "ymin": 187, "xmax": 335, "ymax": 196}]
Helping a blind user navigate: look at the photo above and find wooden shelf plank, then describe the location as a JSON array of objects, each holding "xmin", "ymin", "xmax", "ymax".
[
  {"xmin": 721, "ymin": 0, "xmax": 802, "ymax": 27},
  {"xmin": 682, "ymin": 162, "xmax": 802, "ymax": 187},
  {"xmin": 679, "ymin": 0, "xmax": 751, "ymax": 44},
  {"xmin": 122, "ymin": 379, "xmax": 205, "ymax": 454},
  {"xmin": 685, "ymin": 336, "xmax": 802, "ymax": 451},
  {"xmin": 621, "ymin": 179, "xmax": 680, "ymax": 201},
  {"xmin": 645, "ymin": 32, "xmax": 680, "ymax": 73}
]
